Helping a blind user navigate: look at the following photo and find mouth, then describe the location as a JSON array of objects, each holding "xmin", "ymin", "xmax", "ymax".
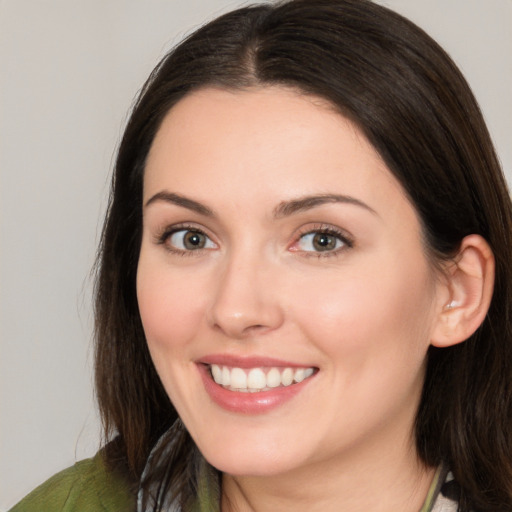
[
  {"xmin": 198, "ymin": 355, "xmax": 318, "ymax": 413},
  {"xmin": 209, "ymin": 364, "xmax": 316, "ymax": 392}
]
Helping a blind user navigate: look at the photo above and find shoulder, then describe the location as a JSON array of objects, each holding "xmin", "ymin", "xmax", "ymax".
[{"xmin": 8, "ymin": 452, "xmax": 135, "ymax": 512}]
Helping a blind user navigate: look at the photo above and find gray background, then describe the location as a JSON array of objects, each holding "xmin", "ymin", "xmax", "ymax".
[{"xmin": 1, "ymin": 0, "xmax": 510, "ymax": 509}]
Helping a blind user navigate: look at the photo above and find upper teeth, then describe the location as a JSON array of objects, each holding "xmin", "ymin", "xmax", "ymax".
[{"xmin": 210, "ymin": 365, "xmax": 314, "ymax": 392}]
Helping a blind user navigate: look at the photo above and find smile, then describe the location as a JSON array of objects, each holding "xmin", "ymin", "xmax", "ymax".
[
  {"xmin": 198, "ymin": 357, "xmax": 318, "ymax": 414},
  {"xmin": 210, "ymin": 365, "xmax": 315, "ymax": 392}
]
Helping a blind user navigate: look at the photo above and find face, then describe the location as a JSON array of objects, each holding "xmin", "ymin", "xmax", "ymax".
[{"xmin": 137, "ymin": 87, "xmax": 443, "ymax": 478}]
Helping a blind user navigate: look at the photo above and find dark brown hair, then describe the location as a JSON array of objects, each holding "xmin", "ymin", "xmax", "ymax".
[{"xmin": 94, "ymin": 0, "xmax": 512, "ymax": 509}]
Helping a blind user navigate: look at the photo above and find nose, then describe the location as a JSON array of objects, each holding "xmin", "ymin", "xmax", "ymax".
[{"xmin": 207, "ymin": 251, "xmax": 285, "ymax": 339}]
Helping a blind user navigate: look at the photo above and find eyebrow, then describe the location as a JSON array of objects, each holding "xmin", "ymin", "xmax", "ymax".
[
  {"xmin": 144, "ymin": 191, "xmax": 214, "ymax": 216},
  {"xmin": 273, "ymin": 194, "xmax": 377, "ymax": 218},
  {"xmin": 144, "ymin": 191, "xmax": 376, "ymax": 218}
]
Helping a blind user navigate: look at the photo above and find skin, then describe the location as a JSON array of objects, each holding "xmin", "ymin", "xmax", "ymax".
[{"xmin": 137, "ymin": 86, "xmax": 448, "ymax": 511}]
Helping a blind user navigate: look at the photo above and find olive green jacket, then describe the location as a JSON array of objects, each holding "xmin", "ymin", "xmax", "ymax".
[{"xmin": 8, "ymin": 453, "xmax": 135, "ymax": 512}]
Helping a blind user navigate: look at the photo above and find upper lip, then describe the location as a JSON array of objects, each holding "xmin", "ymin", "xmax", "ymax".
[{"xmin": 198, "ymin": 354, "xmax": 315, "ymax": 369}]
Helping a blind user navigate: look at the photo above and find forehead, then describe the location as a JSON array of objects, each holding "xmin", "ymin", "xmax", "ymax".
[{"xmin": 144, "ymin": 86, "xmax": 413, "ymax": 222}]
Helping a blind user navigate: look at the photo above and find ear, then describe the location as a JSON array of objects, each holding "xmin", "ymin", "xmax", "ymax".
[{"xmin": 431, "ymin": 234, "xmax": 495, "ymax": 348}]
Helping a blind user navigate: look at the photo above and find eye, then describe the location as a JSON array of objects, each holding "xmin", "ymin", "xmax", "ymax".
[
  {"xmin": 293, "ymin": 228, "xmax": 352, "ymax": 254},
  {"xmin": 167, "ymin": 229, "xmax": 216, "ymax": 251}
]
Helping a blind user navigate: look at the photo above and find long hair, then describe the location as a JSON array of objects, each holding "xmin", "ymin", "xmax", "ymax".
[{"xmin": 94, "ymin": 1, "xmax": 512, "ymax": 509}]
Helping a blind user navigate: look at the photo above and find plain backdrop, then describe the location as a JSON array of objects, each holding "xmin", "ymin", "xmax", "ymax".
[{"xmin": 1, "ymin": 0, "xmax": 510, "ymax": 509}]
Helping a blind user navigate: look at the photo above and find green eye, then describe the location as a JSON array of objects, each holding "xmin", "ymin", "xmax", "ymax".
[
  {"xmin": 297, "ymin": 231, "xmax": 346, "ymax": 252},
  {"xmin": 169, "ymin": 229, "xmax": 215, "ymax": 251}
]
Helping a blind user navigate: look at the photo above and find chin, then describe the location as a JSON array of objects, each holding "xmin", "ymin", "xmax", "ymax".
[
  {"xmin": 192, "ymin": 427, "xmax": 312, "ymax": 477},
  {"xmin": 206, "ymin": 452, "xmax": 300, "ymax": 477}
]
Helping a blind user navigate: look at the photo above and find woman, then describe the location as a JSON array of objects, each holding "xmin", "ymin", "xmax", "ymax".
[{"xmin": 11, "ymin": 0, "xmax": 512, "ymax": 511}]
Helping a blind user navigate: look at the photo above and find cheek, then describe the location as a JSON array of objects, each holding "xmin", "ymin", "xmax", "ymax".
[
  {"xmin": 136, "ymin": 260, "xmax": 207, "ymax": 354},
  {"xmin": 291, "ymin": 257, "xmax": 436, "ymax": 361}
]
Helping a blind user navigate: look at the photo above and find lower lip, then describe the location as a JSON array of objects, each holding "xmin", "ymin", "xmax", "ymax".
[{"xmin": 197, "ymin": 364, "xmax": 315, "ymax": 414}]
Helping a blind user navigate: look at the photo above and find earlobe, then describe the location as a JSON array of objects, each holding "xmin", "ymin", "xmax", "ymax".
[{"xmin": 431, "ymin": 234, "xmax": 495, "ymax": 348}]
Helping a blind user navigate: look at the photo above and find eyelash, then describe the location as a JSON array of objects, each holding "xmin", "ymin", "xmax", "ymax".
[
  {"xmin": 155, "ymin": 223, "xmax": 214, "ymax": 256},
  {"xmin": 292, "ymin": 224, "xmax": 354, "ymax": 258},
  {"xmin": 154, "ymin": 223, "xmax": 354, "ymax": 258}
]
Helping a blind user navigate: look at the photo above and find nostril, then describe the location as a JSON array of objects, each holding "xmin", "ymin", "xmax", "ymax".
[{"xmin": 211, "ymin": 320, "xmax": 272, "ymax": 338}]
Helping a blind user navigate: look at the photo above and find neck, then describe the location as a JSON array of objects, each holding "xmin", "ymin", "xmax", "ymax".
[{"xmin": 221, "ymin": 434, "xmax": 436, "ymax": 512}]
